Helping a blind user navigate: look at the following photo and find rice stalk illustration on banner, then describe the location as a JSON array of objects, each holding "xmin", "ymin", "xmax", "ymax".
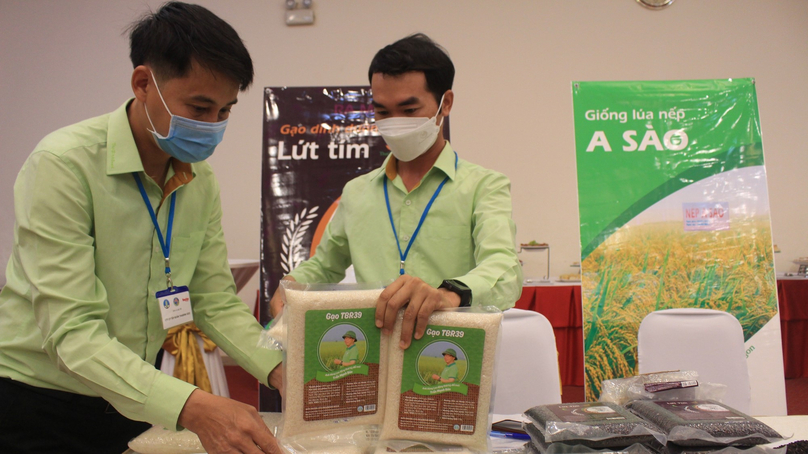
[{"xmin": 281, "ymin": 206, "xmax": 319, "ymax": 273}]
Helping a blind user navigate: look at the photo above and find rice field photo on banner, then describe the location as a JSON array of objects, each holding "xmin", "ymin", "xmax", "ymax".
[{"xmin": 571, "ymin": 79, "xmax": 786, "ymax": 414}]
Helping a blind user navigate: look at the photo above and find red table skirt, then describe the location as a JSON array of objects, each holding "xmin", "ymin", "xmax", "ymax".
[
  {"xmin": 777, "ymin": 279, "xmax": 808, "ymax": 379},
  {"xmin": 516, "ymin": 279, "xmax": 808, "ymax": 387},
  {"xmin": 515, "ymin": 285, "xmax": 584, "ymax": 387}
]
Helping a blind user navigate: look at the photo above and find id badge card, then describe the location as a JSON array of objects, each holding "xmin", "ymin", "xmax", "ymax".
[{"xmin": 156, "ymin": 285, "xmax": 193, "ymax": 329}]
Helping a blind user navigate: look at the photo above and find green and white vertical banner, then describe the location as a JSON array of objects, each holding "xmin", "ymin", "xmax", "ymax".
[{"xmin": 573, "ymin": 79, "xmax": 786, "ymax": 415}]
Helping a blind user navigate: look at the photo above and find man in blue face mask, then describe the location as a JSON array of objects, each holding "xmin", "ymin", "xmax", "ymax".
[
  {"xmin": 0, "ymin": 3, "xmax": 283, "ymax": 453},
  {"xmin": 271, "ymin": 34, "xmax": 523, "ymax": 350}
]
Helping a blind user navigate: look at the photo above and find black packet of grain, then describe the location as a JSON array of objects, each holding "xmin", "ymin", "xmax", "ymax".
[
  {"xmin": 626, "ymin": 400, "xmax": 783, "ymax": 447},
  {"xmin": 524, "ymin": 402, "xmax": 666, "ymax": 448},
  {"xmin": 524, "ymin": 420, "xmax": 658, "ymax": 454},
  {"xmin": 662, "ymin": 444, "xmax": 787, "ymax": 454}
]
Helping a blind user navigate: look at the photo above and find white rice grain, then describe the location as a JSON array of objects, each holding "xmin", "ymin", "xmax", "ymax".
[
  {"xmin": 128, "ymin": 413, "xmax": 282, "ymax": 454},
  {"xmin": 379, "ymin": 309, "xmax": 502, "ymax": 453}
]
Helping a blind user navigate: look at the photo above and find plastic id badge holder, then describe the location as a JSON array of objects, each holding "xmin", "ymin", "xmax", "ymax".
[{"xmin": 157, "ymin": 286, "xmax": 193, "ymax": 329}]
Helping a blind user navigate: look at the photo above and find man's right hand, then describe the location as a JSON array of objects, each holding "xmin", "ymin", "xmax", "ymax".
[
  {"xmin": 178, "ymin": 389, "xmax": 281, "ymax": 454},
  {"xmin": 269, "ymin": 276, "xmax": 296, "ymax": 318}
]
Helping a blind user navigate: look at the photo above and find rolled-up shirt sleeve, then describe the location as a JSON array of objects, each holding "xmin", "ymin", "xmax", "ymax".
[{"xmin": 453, "ymin": 172, "xmax": 523, "ymax": 309}]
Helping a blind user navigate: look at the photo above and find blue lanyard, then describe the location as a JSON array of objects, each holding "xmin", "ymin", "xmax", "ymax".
[
  {"xmin": 132, "ymin": 173, "xmax": 177, "ymax": 290},
  {"xmin": 384, "ymin": 152, "xmax": 458, "ymax": 275}
]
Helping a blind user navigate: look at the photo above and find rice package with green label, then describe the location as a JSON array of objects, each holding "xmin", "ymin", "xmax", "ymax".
[
  {"xmin": 379, "ymin": 307, "xmax": 503, "ymax": 454},
  {"xmin": 278, "ymin": 281, "xmax": 389, "ymax": 451},
  {"xmin": 626, "ymin": 400, "xmax": 783, "ymax": 447},
  {"xmin": 524, "ymin": 402, "xmax": 666, "ymax": 448}
]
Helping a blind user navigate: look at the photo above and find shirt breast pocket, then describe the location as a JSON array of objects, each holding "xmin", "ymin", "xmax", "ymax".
[
  {"xmin": 168, "ymin": 231, "xmax": 205, "ymax": 285},
  {"xmin": 414, "ymin": 224, "xmax": 474, "ymax": 276}
]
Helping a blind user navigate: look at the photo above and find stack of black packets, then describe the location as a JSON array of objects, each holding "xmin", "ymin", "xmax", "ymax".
[
  {"xmin": 628, "ymin": 400, "xmax": 785, "ymax": 454},
  {"xmin": 523, "ymin": 400, "xmax": 786, "ymax": 454}
]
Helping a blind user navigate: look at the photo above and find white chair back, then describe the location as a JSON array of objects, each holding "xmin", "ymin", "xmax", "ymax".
[
  {"xmin": 637, "ymin": 308, "xmax": 751, "ymax": 413},
  {"xmin": 492, "ymin": 308, "xmax": 562, "ymax": 414}
]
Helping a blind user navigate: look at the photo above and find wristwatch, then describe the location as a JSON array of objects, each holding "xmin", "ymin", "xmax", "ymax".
[{"xmin": 439, "ymin": 279, "xmax": 472, "ymax": 307}]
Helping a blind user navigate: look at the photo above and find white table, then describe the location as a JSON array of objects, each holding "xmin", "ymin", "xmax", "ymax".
[
  {"xmin": 126, "ymin": 413, "xmax": 808, "ymax": 454},
  {"xmin": 759, "ymin": 415, "xmax": 808, "ymax": 443}
]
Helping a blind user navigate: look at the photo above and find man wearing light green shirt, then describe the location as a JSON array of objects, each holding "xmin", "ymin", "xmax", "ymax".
[
  {"xmin": 433, "ymin": 348, "xmax": 459, "ymax": 384},
  {"xmin": 0, "ymin": 3, "xmax": 282, "ymax": 453},
  {"xmin": 272, "ymin": 34, "xmax": 522, "ymax": 349},
  {"xmin": 333, "ymin": 331, "xmax": 360, "ymax": 367}
]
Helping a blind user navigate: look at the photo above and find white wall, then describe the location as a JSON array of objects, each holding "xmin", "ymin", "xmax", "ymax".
[{"xmin": 2, "ymin": 1, "xmax": 807, "ymax": 297}]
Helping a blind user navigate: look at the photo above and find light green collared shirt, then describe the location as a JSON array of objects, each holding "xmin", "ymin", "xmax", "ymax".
[
  {"xmin": 0, "ymin": 100, "xmax": 281, "ymax": 429},
  {"xmin": 341, "ymin": 344, "xmax": 359, "ymax": 366},
  {"xmin": 441, "ymin": 362, "xmax": 459, "ymax": 381},
  {"xmin": 289, "ymin": 143, "xmax": 522, "ymax": 308}
]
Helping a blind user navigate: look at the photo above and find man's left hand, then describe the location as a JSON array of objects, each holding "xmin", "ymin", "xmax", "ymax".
[{"xmin": 375, "ymin": 274, "xmax": 461, "ymax": 349}]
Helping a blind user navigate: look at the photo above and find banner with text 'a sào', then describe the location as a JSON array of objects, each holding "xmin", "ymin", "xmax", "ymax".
[{"xmin": 572, "ymin": 79, "xmax": 785, "ymax": 415}]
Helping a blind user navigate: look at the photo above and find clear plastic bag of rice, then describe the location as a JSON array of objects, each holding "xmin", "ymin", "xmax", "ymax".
[
  {"xmin": 373, "ymin": 439, "xmax": 478, "ymax": 453},
  {"xmin": 278, "ymin": 280, "xmax": 390, "ymax": 449},
  {"xmin": 524, "ymin": 402, "xmax": 666, "ymax": 448},
  {"xmin": 524, "ymin": 421, "xmax": 658, "ymax": 454},
  {"xmin": 280, "ymin": 424, "xmax": 379, "ymax": 454},
  {"xmin": 599, "ymin": 371, "xmax": 727, "ymax": 406},
  {"xmin": 257, "ymin": 311, "xmax": 287, "ymax": 350},
  {"xmin": 127, "ymin": 413, "xmax": 282, "ymax": 454},
  {"xmin": 379, "ymin": 307, "xmax": 503, "ymax": 454},
  {"xmin": 626, "ymin": 400, "xmax": 784, "ymax": 447}
]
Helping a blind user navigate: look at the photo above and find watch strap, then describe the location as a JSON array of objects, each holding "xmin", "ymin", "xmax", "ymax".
[{"xmin": 439, "ymin": 279, "xmax": 472, "ymax": 307}]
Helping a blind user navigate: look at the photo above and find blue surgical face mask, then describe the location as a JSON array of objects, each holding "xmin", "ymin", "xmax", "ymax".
[{"xmin": 144, "ymin": 71, "xmax": 228, "ymax": 163}]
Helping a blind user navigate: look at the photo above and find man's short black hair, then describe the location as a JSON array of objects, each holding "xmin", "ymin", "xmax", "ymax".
[
  {"xmin": 368, "ymin": 33, "xmax": 455, "ymax": 104},
  {"xmin": 128, "ymin": 1, "xmax": 253, "ymax": 90}
]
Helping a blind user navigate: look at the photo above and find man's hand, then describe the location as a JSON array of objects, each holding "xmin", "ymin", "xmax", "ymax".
[
  {"xmin": 375, "ymin": 274, "xmax": 461, "ymax": 349},
  {"xmin": 178, "ymin": 389, "xmax": 281, "ymax": 454},
  {"xmin": 269, "ymin": 276, "xmax": 296, "ymax": 318}
]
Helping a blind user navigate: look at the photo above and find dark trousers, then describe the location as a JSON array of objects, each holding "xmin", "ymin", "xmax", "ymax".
[{"xmin": 0, "ymin": 377, "xmax": 151, "ymax": 453}]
